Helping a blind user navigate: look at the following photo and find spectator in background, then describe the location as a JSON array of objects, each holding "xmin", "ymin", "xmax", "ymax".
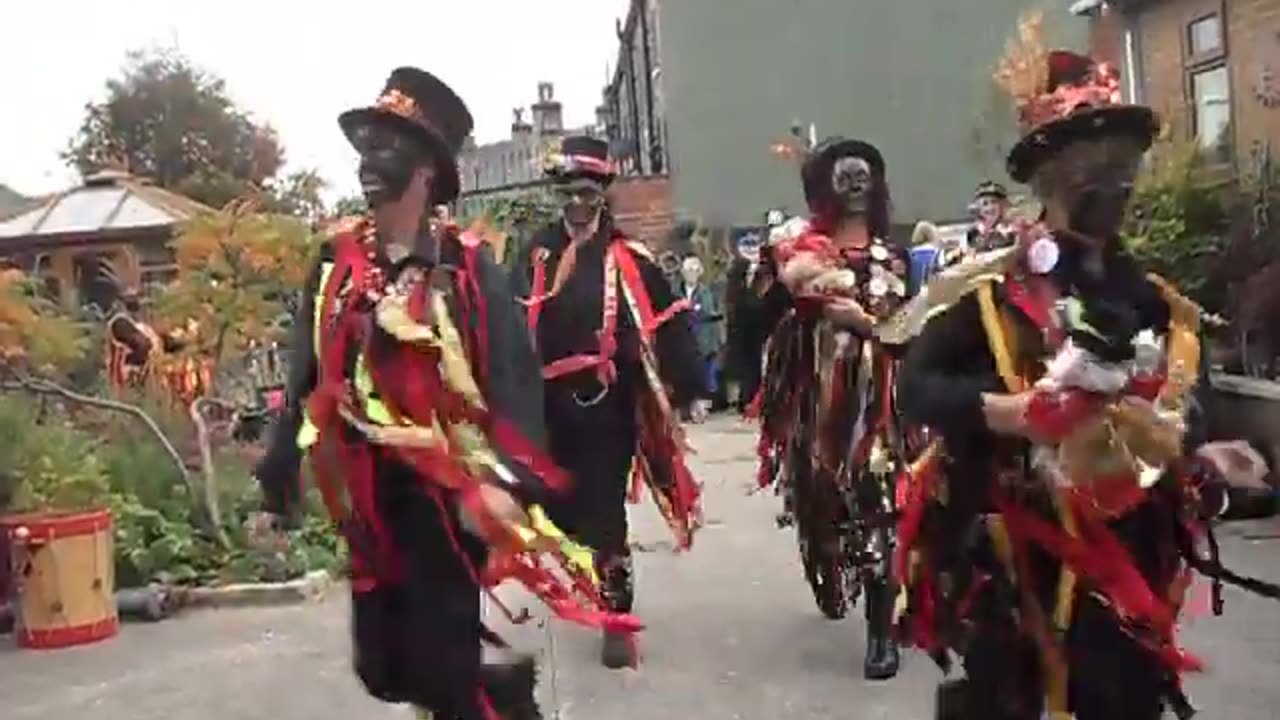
[{"xmin": 676, "ymin": 254, "xmax": 724, "ymax": 422}]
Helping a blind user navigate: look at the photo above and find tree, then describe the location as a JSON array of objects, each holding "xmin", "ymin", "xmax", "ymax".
[
  {"xmin": 473, "ymin": 190, "xmax": 560, "ymax": 268},
  {"xmin": 1122, "ymin": 138, "xmax": 1230, "ymax": 311},
  {"xmin": 0, "ymin": 269, "xmax": 87, "ymax": 378},
  {"xmin": 261, "ymin": 169, "xmax": 328, "ymax": 224},
  {"xmin": 64, "ymin": 50, "xmax": 284, "ymax": 208},
  {"xmin": 149, "ymin": 198, "xmax": 318, "ymax": 389},
  {"xmin": 331, "ymin": 194, "xmax": 368, "ymax": 218}
]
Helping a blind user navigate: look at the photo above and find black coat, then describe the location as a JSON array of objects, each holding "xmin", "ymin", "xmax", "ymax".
[{"xmin": 254, "ymin": 232, "xmax": 550, "ymax": 715}]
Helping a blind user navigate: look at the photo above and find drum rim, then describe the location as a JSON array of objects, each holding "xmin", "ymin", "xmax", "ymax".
[{"xmin": 0, "ymin": 507, "xmax": 113, "ymax": 542}]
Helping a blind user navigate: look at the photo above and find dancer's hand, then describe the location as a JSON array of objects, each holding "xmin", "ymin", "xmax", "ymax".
[
  {"xmin": 479, "ymin": 483, "xmax": 529, "ymax": 527},
  {"xmin": 822, "ymin": 297, "xmax": 873, "ymax": 333},
  {"xmin": 461, "ymin": 483, "xmax": 530, "ymax": 542},
  {"xmin": 245, "ymin": 511, "xmax": 288, "ymax": 552}
]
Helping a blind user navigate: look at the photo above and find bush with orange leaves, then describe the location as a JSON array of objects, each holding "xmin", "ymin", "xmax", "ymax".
[
  {"xmin": 148, "ymin": 198, "xmax": 320, "ymax": 394},
  {"xmin": 0, "ymin": 268, "xmax": 87, "ymax": 378}
]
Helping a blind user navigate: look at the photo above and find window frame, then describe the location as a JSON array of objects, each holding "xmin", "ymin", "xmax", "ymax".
[
  {"xmin": 1185, "ymin": 12, "xmax": 1225, "ymax": 66},
  {"xmin": 1182, "ymin": 8, "xmax": 1233, "ymax": 166}
]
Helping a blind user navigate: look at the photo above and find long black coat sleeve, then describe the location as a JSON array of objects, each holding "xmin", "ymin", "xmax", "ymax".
[
  {"xmin": 254, "ymin": 251, "xmax": 328, "ymax": 520},
  {"xmin": 471, "ymin": 247, "xmax": 554, "ymax": 507},
  {"xmin": 896, "ymin": 293, "xmax": 1004, "ymax": 438},
  {"xmin": 634, "ymin": 251, "xmax": 706, "ymax": 406}
]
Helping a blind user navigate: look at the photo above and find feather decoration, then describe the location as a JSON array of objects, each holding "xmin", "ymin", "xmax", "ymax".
[{"xmin": 994, "ymin": 10, "xmax": 1049, "ymax": 111}]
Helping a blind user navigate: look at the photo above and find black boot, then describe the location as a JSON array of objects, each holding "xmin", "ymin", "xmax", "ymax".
[
  {"xmin": 479, "ymin": 652, "xmax": 543, "ymax": 720},
  {"xmin": 863, "ymin": 579, "xmax": 901, "ymax": 680},
  {"xmin": 597, "ymin": 551, "xmax": 636, "ymax": 669},
  {"xmin": 934, "ymin": 679, "xmax": 969, "ymax": 720}
]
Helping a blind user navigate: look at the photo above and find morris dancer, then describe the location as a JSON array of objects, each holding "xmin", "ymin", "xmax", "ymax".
[
  {"xmin": 755, "ymin": 137, "xmax": 909, "ymax": 680},
  {"xmin": 965, "ymin": 180, "xmax": 1016, "ymax": 252},
  {"xmin": 725, "ymin": 225, "xmax": 773, "ymax": 413},
  {"xmin": 889, "ymin": 20, "xmax": 1280, "ymax": 719},
  {"xmin": 514, "ymin": 135, "xmax": 705, "ymax": 669},
  {"xmin": 249, "ymin": 68, "xmax": 637, "ymax": 720}
]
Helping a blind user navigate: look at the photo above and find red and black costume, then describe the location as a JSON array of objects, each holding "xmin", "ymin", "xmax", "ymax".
[
  {"xmin": 512, "ymin": 135, "xmax": 704, "ymax": 668},
  {"xmin": 891, "ymin": 35, "xmax": 1280, "ymax": 720},
  {"xmin": 753, "ymin": 138, "xmax": 911, "ymax": 680},
  {"xmin": 254, "ymin": 70, "xmax": 636, "ymax": 720},
  {"xmin": 724, "ymin": 214, "xmax": 783, "ymax": 414}
]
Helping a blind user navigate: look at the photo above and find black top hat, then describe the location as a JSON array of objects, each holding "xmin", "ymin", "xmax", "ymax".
[
  {"xmin": 800, "ymin": 137, "xmax": 884, "ymax": 211},
  {"xmin": 1004, "ymin": 51, "xmax": 1158, "ymax": 183},
  {"xmin": 338, "ymin": 67, "xmax": 474, "ymax": 204},
  {"xmin": 974, "ymin": 180, "xmax": 1008, "ymax": 200},
  {"xmin": 544, "ymin": 135, "xmax": 617, "ymax": 186}
]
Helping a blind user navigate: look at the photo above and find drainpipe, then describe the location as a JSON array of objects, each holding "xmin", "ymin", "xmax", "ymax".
[{"xmin": 638, "ymin": 0, "xmax": 662, "ymax": 173}]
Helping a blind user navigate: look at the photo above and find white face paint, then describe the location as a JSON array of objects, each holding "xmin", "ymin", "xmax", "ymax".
[
  {"xmin": 681, "ymin": 257, "xmax": 703, "ymax": 285},
  {"xmin": 975, "ymin": 195, "xmax": 1004, "ymax": 224}
]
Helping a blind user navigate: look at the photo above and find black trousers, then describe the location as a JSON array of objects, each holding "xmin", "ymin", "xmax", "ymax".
[
  {"xmin": 950, "ymin": 575, "xmax": 1168, "ymax": 720},
  {"xmin": 542, "ymin": 376, "xmax": 636, "ymax": 612},
  {"xmin": 352, "ymin": 463, "xmax": 490, "ymax": 718}
]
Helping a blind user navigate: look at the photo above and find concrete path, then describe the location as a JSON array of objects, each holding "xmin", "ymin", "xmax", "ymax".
[{"xmin": 2, "ymin": 416, "xmax": 1278, "ymax": 719}]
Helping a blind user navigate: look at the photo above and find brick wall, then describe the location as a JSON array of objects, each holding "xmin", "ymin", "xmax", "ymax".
[
  {"xmin": 1087, "ymin": 4, "xmax": 1125, "ymax": 67},
  {"xmin": 1224, "ymin": 0, "xmax": 1280, "ymax": 167},
  {"xmin": 607, "ymin": 175, "xmax": 675, "ymax": 248},
  {"xmin": 1133, "ymin": 0, "xmax": 1280, "ymax": 171}
]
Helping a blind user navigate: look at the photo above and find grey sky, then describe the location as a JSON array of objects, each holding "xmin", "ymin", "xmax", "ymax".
[{"xmin": 0, "ymin": 0, "xmax": 631, "ymax": 200}]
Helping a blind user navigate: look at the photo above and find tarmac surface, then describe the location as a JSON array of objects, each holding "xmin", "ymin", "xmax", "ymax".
[{"xmin": 2, "ymin": 415, "xmax": 1279, "ymax": 719}]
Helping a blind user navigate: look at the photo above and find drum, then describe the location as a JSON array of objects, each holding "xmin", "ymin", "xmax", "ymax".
[{"xmin": 1, "ymin": 508, "xmax": 118, "ymax": 650}]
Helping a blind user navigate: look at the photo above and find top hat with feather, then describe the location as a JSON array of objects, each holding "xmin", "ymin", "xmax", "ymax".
[
  {"xmin": 338, "ymin": 67, "xmax": 474, "ymax": 204},
  {"xmin": 997, "ymin": 12, "xmax": 1159, "ymax": 184}
]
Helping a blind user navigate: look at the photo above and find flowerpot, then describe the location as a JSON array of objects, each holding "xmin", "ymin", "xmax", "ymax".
[
  {"xmin": 0, "ymin": 508, "xmax": 118, "ymax": 649},
  {"xmin": 1209, "ymin": 373, "xmax": 1280, "ymax": 489}
]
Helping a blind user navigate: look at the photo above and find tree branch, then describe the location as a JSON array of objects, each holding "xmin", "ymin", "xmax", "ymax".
[
  {"xmin": 190, "ymin": 396, "xmax": 235, "ymax": 549},
  {"xmin": 0, "ymin": 375, "xmax": 226, "ymax": 545}
]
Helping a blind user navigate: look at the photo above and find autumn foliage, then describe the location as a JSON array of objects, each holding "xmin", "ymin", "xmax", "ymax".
[
  {"xmin": 149, "ymin": 199, "xmax": 318, "ymax": 384},
  {"xmin": 0, "ymin": 269, "xmax": 87, "ymax": 375}
]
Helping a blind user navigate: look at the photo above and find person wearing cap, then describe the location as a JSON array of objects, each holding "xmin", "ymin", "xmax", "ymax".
[
  {"xmin": 754, "ymin": 137, "xmax": 909, "ymax": 681},
  {"xmin": 724, "ymin": 219, "xmax": 779, "ymax": 414},
  {"xmin": 893, "ymin": 16, "xmax": 1278, "ymax": 719},
  {"xmin": 247, "ymin": 69, "xmax": 636, "ymax": 720},
  {"xmin": 965, "ymin": 180, "xmax": 1016, "ymax": 252},
  {"xmin": 513, "ymin": 135, "xmax": 705, "ymax": 669}
]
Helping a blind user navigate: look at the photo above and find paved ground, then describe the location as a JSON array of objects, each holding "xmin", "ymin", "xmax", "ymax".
[{"xmin": 2, "ymin": 416, "xmax": 1279, "ymax": 719}]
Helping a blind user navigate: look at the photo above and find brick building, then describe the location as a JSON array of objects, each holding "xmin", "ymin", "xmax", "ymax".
[{"xmin": 1075, "ymin": 0, "xmax": 1280, "ymax": 176}]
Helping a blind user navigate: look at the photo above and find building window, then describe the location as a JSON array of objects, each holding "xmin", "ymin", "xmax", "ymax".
[
  {"xmin": 1184, "ymin": 12, "xmax": 1230, "ymax": 163},
  {"xmin": 1187, "ymin": 14, "xmax": 1222, "ymax": 59},
  {"xmin": 1191, "ymin": 65, "xmax": 1231, "ymax": 162}
]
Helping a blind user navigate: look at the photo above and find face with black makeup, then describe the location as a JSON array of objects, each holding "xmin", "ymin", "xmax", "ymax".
[
  {"xmin": 554, "ymin": 177, "xmax": 606, "ymax": 230},
  {"xmin": 830, "ymin": 155, "xmax": 873, "ymax": 217},
  {"xmin": 353, "ymin": 125, "xmax": 435, "ymax": 210},
  {"xmin": 1031, "ymin": 135, "xmax": 1145, "ymax": 239}
]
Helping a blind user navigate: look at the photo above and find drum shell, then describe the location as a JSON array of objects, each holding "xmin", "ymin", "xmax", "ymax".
[{"xmin": 1, "ymin": 508, "xmax": 118, "ymax": 650}]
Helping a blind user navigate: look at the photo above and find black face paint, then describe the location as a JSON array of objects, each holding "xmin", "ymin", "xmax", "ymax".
[
  {"xmin": 555, "ymin": 181, "xmax": 605, "ymax": 228},
  {"xmin": 831, "ymin": 156, "xmax": 872, "ymax": 216},
  {"xmin": 1069, "ymin": 183, "xmax": 1133, "ymax": 237},
  {"xmin": 353, "ymin": 125, "xmax": 430, "ymax": 207},
  {"xmin": 1048, "ymin": 137, "xmax": 1143, "ymax": 239}
]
